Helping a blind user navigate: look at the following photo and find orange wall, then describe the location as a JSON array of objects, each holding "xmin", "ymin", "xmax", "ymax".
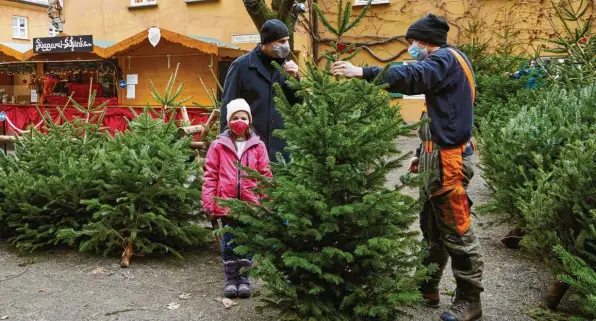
[
  {"xmin": 62, "ymin": 0, "xmax": 311, "ymax": 55},
  {"xmin": 115, "ymin": 39, "xmax": 218, "ymax": 107},
  {"xmin": 62, "ymin": 0, "xmax": 311, "ymax": 108},
  {"xmin": 0, "ymin": 0, "xmax": 50, "ymax": 43},
  {"xmin": 314, "ymin": 0, "xmax": 594, "ymax": 123}
]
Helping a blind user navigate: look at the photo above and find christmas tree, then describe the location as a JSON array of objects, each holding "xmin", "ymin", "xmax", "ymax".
[
  {"xmin": 519, "ymin": 132, "xmax": 596, "ymax": 317},
  {"xmin": 57, "ymin": 110, "xmax": 210, "ymax": 267},
  {"xmin": 58, "ymin": 66, "xmax": 210, "ymax": 267},
  {"xmin": 222, "ymin": 1, "xmax": 427, "ymax": 320},
  {"xmin": 0, "ymin": 85, "xmax": 110, "ymax": 251}
]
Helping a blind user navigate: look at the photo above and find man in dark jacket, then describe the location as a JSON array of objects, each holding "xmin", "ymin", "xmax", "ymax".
[
  {"xmin": 332, "ymin": 14, "xmax": 483, "ymax": 321},
  {"xmin": 220, "ymin": 19, "xmax": 300, "ymax": 162}
]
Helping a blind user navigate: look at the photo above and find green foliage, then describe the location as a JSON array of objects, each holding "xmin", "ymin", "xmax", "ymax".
[
  {"xmin": 516, "ymin": 134, "xmax": 596, "ymax": 319},
  {"xmin": 473, "ymin": 74, "xmax": 529, "ymax": 131},
  {"xmin": 518, "ymin": 135, "xmax": 596, "ymax": 265},
  {"xmin": 314, "ymin": 0, "xmax": 372, "ymax": 64},
  {"xmin": 0, "ymin": 66, "xmax": 209, "ymax": 261},
  {"xmin": 478, "ymin": 86, "xmax": 596, "ymax": 219},
  {"xmin": 223, "ymin": 60, "xmax": 427, "ymax": 320},
  {"xmin": 57, "ymin": 110, "xmax": 209, "ymax": 257},
  {"xmin": 0, "ymin": 95, "xmax": 109, "ymax": 251},
  {"xmin": 544, "ymin": 0, "xmax": 595, "ymax": 85},
  {"xmin": 473, "ymin": 2, "xmax": 596, "ymax": 318},
  {"xmin": 556, "ymin": 245, "xmax": 596, "ymax": 319},
  {"xmin": 458, "ymin": 28, "xmax": 534, "ymax": 133}
]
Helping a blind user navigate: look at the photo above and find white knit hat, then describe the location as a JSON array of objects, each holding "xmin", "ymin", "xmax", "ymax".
[{"xmin": 226, "ymin": 98, "xmax": 252, "ymax": 124}]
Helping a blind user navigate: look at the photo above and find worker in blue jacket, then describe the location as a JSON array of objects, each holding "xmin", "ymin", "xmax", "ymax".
[
  {"xmin": 332, "ymin": 14, "xmax": 483, "ymax": 321},
  {"xmin": 510, "ymin": 60, "xmax": 545, "ymax": 89}
]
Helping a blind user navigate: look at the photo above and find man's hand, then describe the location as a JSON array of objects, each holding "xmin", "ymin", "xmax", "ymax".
[
  {"xmin": 284, "ymin": 60, "xmax": 299, "ymax": 78},
  {"xmin": 408, "ymin": 157, "xmax": 419, "ymax": 174},
  {"xmin": 331, "ymin": 61, "xmax": 364, "ymax": 78}
]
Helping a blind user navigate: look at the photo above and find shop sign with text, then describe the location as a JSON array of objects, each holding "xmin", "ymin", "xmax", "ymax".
[{"xmin": 33, "ymin": 35, "xmax": 94, "ymax": 54}]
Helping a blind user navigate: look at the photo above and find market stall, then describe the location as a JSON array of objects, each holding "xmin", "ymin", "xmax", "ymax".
[
  {"xmin": 0, "ymin": 30, "xmax": 246, "ymax": 139},
  {"xmin": 0, "ymin": 43, "xmax": 35, "ymax": 105}
]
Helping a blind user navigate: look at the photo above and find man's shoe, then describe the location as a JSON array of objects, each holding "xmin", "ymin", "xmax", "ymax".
[{"xmin": 440, "ymin": 288, "xmax": 482, "ymax": 321}]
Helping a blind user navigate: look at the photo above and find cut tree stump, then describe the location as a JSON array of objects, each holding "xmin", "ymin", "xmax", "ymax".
[
  {"xmin": 121, "ymin": 242, "xmax": 135, "ymax": 268},
  {"xmin": 542, "ymin": 280, "xmax": 570, "ymax": 310},
  {"xmin": 178, "ymin": 125, "xmax": 207, "ymax": 138}
]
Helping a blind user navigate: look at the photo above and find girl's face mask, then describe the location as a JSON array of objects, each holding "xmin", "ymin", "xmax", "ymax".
[
  {"xmin": 230, "ymin": 120, "xmax": 249, "ymax": 136},
  {"xmin": 408, "ymin": 41, "xmax": 429, "ymax": 61}
]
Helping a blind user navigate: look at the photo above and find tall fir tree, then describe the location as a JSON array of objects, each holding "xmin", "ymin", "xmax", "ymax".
[{"xmin": 222, "ymin": 1, "xmax": 427, "ymax": 320}]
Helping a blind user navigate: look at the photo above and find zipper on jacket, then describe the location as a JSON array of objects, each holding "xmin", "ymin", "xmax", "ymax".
[{"xmin": 236, "ymin": 152, "xmax": 245, "ymax": 201}]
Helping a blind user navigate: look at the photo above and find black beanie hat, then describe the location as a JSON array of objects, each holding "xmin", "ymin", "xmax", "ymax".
[
  {"xmin": 405, "ymin": 14, "xmax": 450, "ymax": 46},
  {"xmin": 260, "ymin": 19, "xmax": 290, "ymax": 45}
]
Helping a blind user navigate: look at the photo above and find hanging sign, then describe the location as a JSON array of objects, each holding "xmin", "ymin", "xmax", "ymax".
[
  {"xmin": 30, "ymin": 90, "xmax": 38, "ymax": 103},
  {"xmin": 232, "ymin": 34, "xmax": 260, "ymax": 44},
  {"xmin": 126, "ymin": 85, "xmax": 136, "ymax": 99},
  {"xmin": 126, "ymin": 74, "xmax": 139, "ymax": 85},
  {"xmin": 33, "ymin": 35, "xmax": 94, "ymax": 54},
  {"xmin": 148, "ymin": 28, "xmax": 161, "ymax": 47},
  {"xmin": 119, "ymin": 80, "xmax": 127, "ymax": 89}
]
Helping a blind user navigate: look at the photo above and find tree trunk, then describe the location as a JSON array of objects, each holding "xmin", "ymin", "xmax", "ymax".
[
  {"xmin": 309, "ymin": 0, "xmax": 319, "ymax": 62},
  {"xmin": 242, "ymin": 0, "xmax": 273, "ymax": 31},
  {"xmin": 241, "ymin": 0, "xmax": 303, "ymax": 51},
  {"xmin": 120, "ymin": 242, "xmax": 134, "ymax": 268}
]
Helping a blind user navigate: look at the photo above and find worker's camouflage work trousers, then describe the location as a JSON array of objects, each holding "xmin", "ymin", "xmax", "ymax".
[{"xmin": 418, "ymin": 115, "xmax": 484, "ymax": 294}]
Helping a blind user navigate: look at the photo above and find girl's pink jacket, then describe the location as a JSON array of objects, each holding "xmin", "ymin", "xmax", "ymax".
[{"xmin": 202, "ymin": 131, "xmax": 273, "ymax": 216}]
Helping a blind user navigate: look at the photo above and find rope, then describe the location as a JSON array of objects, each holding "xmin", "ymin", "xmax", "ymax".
[{"xmin": 3, "ymin": 115, "xmax": 44, "ymax": 134}]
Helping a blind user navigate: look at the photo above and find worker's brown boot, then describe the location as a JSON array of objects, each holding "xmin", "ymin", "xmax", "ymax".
[
  {"xmin": 542, "ymin": 280, "xmax": 570, "ymax": 310},
  {"xmin": 440, "ymin": 287, "xmax": 482, "ymax": 321},
  {"xmin": 419, "ymin": 280, "xmax": 441, "ymax": 308},
  {"xmin": 422, "ymin": 291, "xmax": 441, "ymax": 308}
]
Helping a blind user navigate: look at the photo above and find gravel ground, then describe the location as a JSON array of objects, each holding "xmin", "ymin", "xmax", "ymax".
[{"xmin": 0, "ymin": 136, "xmax": 556, "ymax": 321}]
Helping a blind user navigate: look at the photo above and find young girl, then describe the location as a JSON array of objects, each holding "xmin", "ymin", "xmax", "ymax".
[{"xmin": 202, "ymin": 98, "xmax": 272, "ymax": 299}]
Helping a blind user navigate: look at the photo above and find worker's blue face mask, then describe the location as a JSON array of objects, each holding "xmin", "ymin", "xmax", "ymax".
[{"xmin": 408, "ymin": 41, "xmax": 428, "ymax": 61}]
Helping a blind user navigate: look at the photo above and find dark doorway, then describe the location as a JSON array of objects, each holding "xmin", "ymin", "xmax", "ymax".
[{"xmin": 217, "ymin": 60, "xmax": 232, "ymax": 100}]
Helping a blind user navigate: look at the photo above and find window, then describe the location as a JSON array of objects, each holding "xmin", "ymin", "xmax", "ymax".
[
  {"xmin": 130, "ymin": 0, "xmax": 157, "ymax": 6},
  {"xmin": 49, "ymin": 23, "xmax": 59, "ymax": 37},
  {"xmin": 12, "ymin": 16, "xmax": 28, "ymax": 39},
  {"xmin": 354, "ymin": 0, "xmax": 389, "ymax": 6}
]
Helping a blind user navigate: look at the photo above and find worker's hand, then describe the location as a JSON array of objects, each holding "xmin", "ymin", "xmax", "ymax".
[
  {"xmin": 332, "ymin": 61, "xmax": 363, "ymax": 78},
  {"xmin": 284, "ymin": 60, "xmax": 300, "ymax": 78},
  {"xmin": 408, "ymin": 157, "xmax": 419, "ymax": 174}
]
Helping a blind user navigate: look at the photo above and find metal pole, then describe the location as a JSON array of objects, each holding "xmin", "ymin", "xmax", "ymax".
[{"xmin": 0, "ymin": 117, "xmax": 6, "ymax": 155}]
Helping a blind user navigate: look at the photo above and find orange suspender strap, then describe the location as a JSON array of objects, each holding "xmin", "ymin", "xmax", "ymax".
[{"xmin": 448, "ymin": 48, "xmax": 476, "ymax": 103}]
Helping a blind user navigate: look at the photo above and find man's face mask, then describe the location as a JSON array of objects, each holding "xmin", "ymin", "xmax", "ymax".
[
  {"xmin": 408, "ymin": 41, "xmax": 429, "ymax": 61},
  {"xmin": 271, "ymin": 43, "xmax": 291, "ymax": 59}
]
